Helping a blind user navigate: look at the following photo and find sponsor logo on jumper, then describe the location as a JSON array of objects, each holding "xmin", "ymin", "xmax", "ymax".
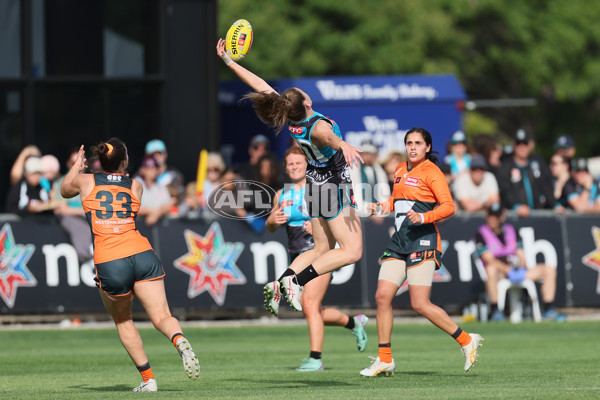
[
  {"xmin": 581, "ymin": 226, "xmax": 600, "ymax": 294},
  {"xmin": 289, "ymin": 126, "xmax": 303, "ymax": 135},
  {"xmin": 174, "ymin": 222, "xmax": 245, "ymax": 306},
  {"xmin": 0, "ymin": 224, "xmax": 37, "ymax": 308},
  {"xmin": 420, "ymin": 240, "xmax": 430, "ymax": 246},
  {"xmin": 107, "ymin": 175, "xmax": 122, "ymax": 182},
  {"xmin": 405, "ymin": 177, "xmax": 419, "ymax": 187}
]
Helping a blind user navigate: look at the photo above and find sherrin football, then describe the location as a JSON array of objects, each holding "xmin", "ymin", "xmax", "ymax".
[{"xmin": 225, "ymin": 19, "xmax": 253, "ymax": 62}]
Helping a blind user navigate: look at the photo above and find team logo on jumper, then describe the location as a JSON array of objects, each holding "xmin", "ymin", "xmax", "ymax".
[
  {"xmin": 0, "ymin": 224, "xmax": 37, "ymax": 308},
  {"xmin": 404, "ymin": 177, "xmax": 419, "ymax": 187},
  {"xmin": 174, "ymin": 222, "xmax": 245, "ymax": 306},
  {"xmin": 581, "ymin": 226, "xmax": 600, "ymax": 294}
]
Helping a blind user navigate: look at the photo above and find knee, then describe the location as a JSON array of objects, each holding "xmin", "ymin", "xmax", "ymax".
[
  {"xmin": 150, "ymin": 313, "xmax": 173, "ymax": 330},
  {"xmin": 411, "ymin": 298, "xmax": 429, "ymax": 315},
  {"xmin": 374, "ymin": 289, "xmax": 393, "ymax": 308},
  {"xmin": 343, "ymin": 244, "xmax": 363, "ymax": 264}
]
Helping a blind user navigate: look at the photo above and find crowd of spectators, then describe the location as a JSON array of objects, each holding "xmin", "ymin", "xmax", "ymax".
[{"xmin": 4, "ymin": 130, "xmax": 600, "ymax": 228}]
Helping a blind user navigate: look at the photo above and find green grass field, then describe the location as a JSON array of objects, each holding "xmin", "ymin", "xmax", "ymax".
[{"xmin": 0, "ymin": 320, "xmax": 598, "ymax": 399}]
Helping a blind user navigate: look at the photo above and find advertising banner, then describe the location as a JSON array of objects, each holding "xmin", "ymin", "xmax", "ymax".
[
  {"xmin": 219, "ymin": 74, "xmax": 466, "ymax": 165},
  {"xmin": 1, "ymin": 213, "xmax": 599, "ymax": 314}
]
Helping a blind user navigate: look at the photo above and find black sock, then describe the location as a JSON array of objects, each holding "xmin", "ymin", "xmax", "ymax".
[
  {"xmin": 491, "ymin": 303, "xmax": 499, "ymax": 313},
  {"xmin": 296, "ymin": 265, "xmax": 319, "ymax": 286},
  {"xmin": 171, "ymin": 332, "xmax": 184, "ymax": 344},
  {"xmin": 378, "ymin": 343, "xmax": 391, "ymax": 348},
  {"xmin": 310, "ymin": 351, "xmax": 322, "ymax": 360},
  {"xmin": 345, "ymin": 316, "xmax": 355, "ymax": 330},
  {"xmin": 277, "ymin": 268, "xmax": 295, "ymax": 282},
  {"xmin": 136, "ymin": 362, "xmax": 151, "ymax": 372},
  {"xmin": 451, "ymin": 328, "xmax": 463, "ymax": 340}
]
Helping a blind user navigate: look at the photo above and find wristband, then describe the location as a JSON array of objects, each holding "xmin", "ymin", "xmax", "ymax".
[
  {"xmin": 338, "ymin": 141, "xmax": 347, "ymax": 151},
  {"xmin": 419, "ymin": 213, "xmax": 425, "ymax": 224},
  {"xmin": 221, "ymin": 53, "xmax": 234, "ymax": 66}
]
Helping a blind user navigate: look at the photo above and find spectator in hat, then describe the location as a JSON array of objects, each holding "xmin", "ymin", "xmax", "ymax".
[
  {"xmin": 444, "ymin": 130, "xmax": 471, "ymax": 177},
  {"xmin": 350, "ymin": 139, "xmax": 389, "ymax": 220},
  {"xmin": 473, "ymin": 203, "xmax": 565, "ymax": 322},
  {"xmin": 569, "ymin": 158, "xmax": 600, "ymax": 213},
  {"xmin": 495, "ymin": 129, "xmax": 555, "ymax": 217},
  {"xmin": 554, "ymin": 135, "xmax": 576, "ymax": 159},
  {"xmin": 237, "ymin": 134, "xmax": 274, "ymax": 180},
  {"xmin": 453, "ymin": 154, "xmax": 500, "ymax": 213},
  {"xmin": 6, "ymin": 156, "xmax": 54, "ymax": 215},
  {"xmin": 144, "ymin": 139, "xmax": 185, "ymax": 196}
]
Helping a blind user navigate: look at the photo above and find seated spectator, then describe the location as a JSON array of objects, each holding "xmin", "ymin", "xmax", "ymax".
[
  {"xmin": 144, "ymin": 139, "xmax": 185, "ymax": 195},
  {"xmin": 380, "ymin": 150, "xmax": 406, "ymax": 192},
  {"xmin": 474, "ymin": 203, "xmax": 565, "ymax": 322},
  {"xmin": 548, "ymin": 154, "xmax": 576, "ymax": 211},
  {"xmin": 444, "ymin": 130, "xmax": 471, "ymax": 177},
  {"xmin": 134, "ymin": 155, "xmax": 172, "ymax": 226},
  {"xmin": 569, "ymin": 158, "xmax": 600, "ymax": 213},
  {"xmin": 453, "ymin": 154, "xmax": 500, "ymax": 213},
  {"xmin": 495, "ymin": 129, "xmax": 555, "ymax": 217},
  {"xmin": 6, "ymin": 156, "xmax": 54, "ymax": 215}
]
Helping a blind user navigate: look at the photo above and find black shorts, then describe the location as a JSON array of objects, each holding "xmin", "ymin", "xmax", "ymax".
[
  {"xmin": 94, "ymin": 249, "xmax": 165, "ymax": 295},
  {"xmin": 305, "ymin": 164, "xmax": 356, "ymax": 220},
  {"xmin": 380, "ymin": 248, "xmax": 442, "ymax": 270}
]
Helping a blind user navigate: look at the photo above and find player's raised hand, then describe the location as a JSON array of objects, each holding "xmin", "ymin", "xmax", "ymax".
[{"xmin": 73, "ymin": 145, "xmax": 87, "ymax": 174}]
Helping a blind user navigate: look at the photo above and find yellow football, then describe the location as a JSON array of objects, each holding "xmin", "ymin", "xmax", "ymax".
[{"xmin": 225, "ymin": 19, "xmax": 253, "ymax": 62}]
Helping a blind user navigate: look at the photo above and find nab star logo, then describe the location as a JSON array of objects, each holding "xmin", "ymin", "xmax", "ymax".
[
  {"xmin": 174, "ymin": 222, "xmax": 245, "ymax": 306},
  {"xmin": 0, "ymin": 224, "xmax": 37, "ymax": 308},
  {"xmin": 581, "ymin": 226, "xmax": 600, "ymax": 294}
]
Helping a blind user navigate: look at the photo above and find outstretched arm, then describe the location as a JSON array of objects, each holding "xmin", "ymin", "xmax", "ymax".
[{"xmin": 216, "ymin": 38, "xmax": 275, "ymax": 94}]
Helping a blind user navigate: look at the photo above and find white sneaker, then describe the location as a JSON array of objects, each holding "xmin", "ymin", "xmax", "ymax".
[
  {"xmin": 280, "ymin": 276, "xmax": 303, "ymax": 312},
  {"xmin": 132, "ymin": 378, "xmax": 158, "ymax": 392},
  {"xmin": 263, "ymin": 281, "xmax": 281, "ymax": 317},
  {"xmin": 359, "ymin": 356, "xmax": 395, "ymax": 377},
  {"xmin": 176, "ymin": 337, "xmax": 200, "ymax": 380},
  {"xmin": 461, "ymin": 333, "xmax": 484, "ymax": 372}
]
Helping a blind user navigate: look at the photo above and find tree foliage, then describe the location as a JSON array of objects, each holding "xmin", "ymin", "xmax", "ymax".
[{"xmin": 217, "ymin": 0, "xmax": 600, "ymax": 157}]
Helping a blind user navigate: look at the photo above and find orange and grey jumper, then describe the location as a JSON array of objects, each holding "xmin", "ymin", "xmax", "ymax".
[{"xmin": 378, "ymin": 160, "xmax": 455, "ymax": 256}]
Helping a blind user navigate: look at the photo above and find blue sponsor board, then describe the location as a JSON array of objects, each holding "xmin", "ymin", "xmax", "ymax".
[
  {"xmin": 1, "ymin": 213, "xmax": 598, "ymax": 314},
  {"xmin": 219, "ymin": 74, "xmax": 466, "ymax": 165}
]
